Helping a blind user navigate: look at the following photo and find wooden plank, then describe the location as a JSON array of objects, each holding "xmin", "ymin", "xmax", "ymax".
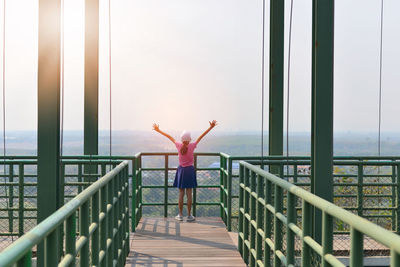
[{"xmin": 126, "ymin": 217, "xmax": 246, "ymax": 267}]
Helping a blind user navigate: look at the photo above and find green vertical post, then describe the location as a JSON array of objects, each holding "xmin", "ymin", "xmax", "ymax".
[
  {"xmin": 357, "ymin": 163, "xmax": 363, "ymax": 217},
  {"xmin": 311, "ymin": 0, "xmax": 334, "ymax": 243},
  {"xmin": 164, "ymin": 155, "xmax": 168, "ymax": 217},
  {"xmin": 238, "ymin": 164, "xmax": 244, "ymax": 257},
  {"xmin": 80, "ymin": 201, "xmax": 89, "ymax": 267},
  {"xmin": 8, "ymin": 164, "xmax": 13, "ymax": 234},
  {"xmin": 392, "ymin": 164, "xmax": 396, "ymax": 231},
  {"xmin": 92, "ymin": 191, "xmax": 100, "ymax": 266},
  {"xmin": 243, "ymin": 168, "xmax": 250, "ymax": 264},
  {"xmin": 193, "ymin": 155, "xmax": 197, "ymax": 217},
  {"xmin": 273, "ymin": 185, "xmax": 283, "ymax": 267},
  {"xmin": 227, "ymin": 158, "xmax": 232, "ymax": 231},
  {"xmin": 256, "ymin": 174, "xmax": 263, "ymax": 263},
  {"xmin": 268, "ymin": 0, "xmax": 284, "ymax": 159},
  {"xmin": 286, "ymin": 192, "xmax": 295, "ymax": 265},
  {"xmin": 100, "ymin": 185, "xmax": 107, "ymax": 267},
  {"xmin": 397, "ymin": 163, "xmax": 400, "ymax": 234},
  {"xmin": 301, "ymin": 201, "xmax": 312, "ymax": 267},
  {"xmin": 249, "ymin": 171, "xmax": 256, "ymax": 267},
  {"xmin": 84, "ymin": 0, "xmax": 99, "ymax": 177},
  {"xmin": 65, "ymin": 214, "xmax": 76, "ymax": 267},
  {"xmin": 264, "ymin": 179, "xmax": 272, "ymax": 267},
  {"xmin": 17, "ymin": 251, "xmax": 32, "ymax": 267},
  {"xmin": 350, "ymin": 227, "xmax": 363, "ymax": 267},
  {"xmin": 322, "ymin": 212, "xmax": 333, "ymax": 267},
  {"xmin": 37, "ymin": 0, "xmax": 61, "ymax": 264},
  {"xmin": 390, "ymin": 249, "xmax": 400, "ymax": 267},
  {"xmin": 18, "ymin": 164, "xmax": 24, "ymax": 236},
  {"xmin": 132, "ymin": 159, "xmax": 136, "ymax": 231},
  {"xmin": 45, "ymin": 230, "xmax": 58, "ymax": 266},
  {"xmin": 219, "ymin": 155, "xmax": 224, "ymax": 220}
]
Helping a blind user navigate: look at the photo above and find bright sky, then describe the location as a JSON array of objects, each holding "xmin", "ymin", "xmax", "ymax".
[{"xmin": 0, "ymin": 0, "xmax": 399, "ymax": 133}]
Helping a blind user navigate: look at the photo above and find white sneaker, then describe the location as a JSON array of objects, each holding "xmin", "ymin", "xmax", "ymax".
[
  {"xmin": 186, "ymin": 215, "xmax": 195, "ymax": 221},
  {"xmin": 175, "ymin": 214, "xmax": 183, "ymax": 221}
]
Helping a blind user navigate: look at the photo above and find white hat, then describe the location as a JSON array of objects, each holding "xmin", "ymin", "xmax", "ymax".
[{"xmin": 180, "ymin": 130, "xmax": 191, "ymax": 142}]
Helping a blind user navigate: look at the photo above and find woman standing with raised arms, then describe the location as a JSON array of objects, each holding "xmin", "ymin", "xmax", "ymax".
[{"xmin": 152, "ymin": 120, "xmax": 218, "ymax": 221}]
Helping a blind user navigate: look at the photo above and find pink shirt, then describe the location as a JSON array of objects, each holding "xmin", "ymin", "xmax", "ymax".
[{"xmin": 175, "ymin": 141, "xmax": 198, "ymax": 167}]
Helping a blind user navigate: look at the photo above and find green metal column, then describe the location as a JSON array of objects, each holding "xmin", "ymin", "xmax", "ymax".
[
  {"xmin": 268, "ymin": 0, "xmax": 284, "ymax": 160},
  {"xmin": 84, "ymin": 0, "xmax": 99, "ymax": 165},
  {"xmin": 311, "ymin": 0, "xmax": 334, "ymax": 242},
  {"xmin": 37, "ymin": 0, "xmax": 61, "ymax": 264}
]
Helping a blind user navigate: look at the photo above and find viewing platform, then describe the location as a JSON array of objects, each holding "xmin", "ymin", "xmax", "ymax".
[
  {"xmin": 0, "ymin": 153, "xmax": 399, "ymax": 266},
  {"xmin": 126, "ymin": 217, "xmax": 244, "ymax": 267}
]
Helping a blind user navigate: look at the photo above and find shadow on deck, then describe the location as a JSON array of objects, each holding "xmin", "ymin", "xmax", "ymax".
[{"xmin": 126, "ymin": 217, "xmax": 245, "ymax": 267}]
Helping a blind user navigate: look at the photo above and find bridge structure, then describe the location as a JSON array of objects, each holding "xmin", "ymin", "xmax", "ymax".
[{"xmin": 0, "ymin": 0, "xmax": 398, "ymax": 266}]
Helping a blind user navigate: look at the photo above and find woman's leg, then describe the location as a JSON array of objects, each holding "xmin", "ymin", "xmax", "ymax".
[
  {"xmin": 178, "ymin": 188, "xmax": 185, "ymax": 216},
  {"xmin": 186, "ymin": 188, "xmax": 193, "ymax": 216}
]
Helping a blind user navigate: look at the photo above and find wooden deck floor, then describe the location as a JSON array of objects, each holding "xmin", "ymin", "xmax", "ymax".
[{"xmin": 126, "ymin": 217, "xmax": 246, "ymax": 267}]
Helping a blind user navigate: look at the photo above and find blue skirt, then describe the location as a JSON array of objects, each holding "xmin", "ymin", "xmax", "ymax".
[{"xmin": 173, "ymin": 165, "xmax": 197, "ymax": 188}]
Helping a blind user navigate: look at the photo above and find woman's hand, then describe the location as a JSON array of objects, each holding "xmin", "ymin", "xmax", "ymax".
[
  {"xmin": 209, "ymin": 120, "xmax": 218, "ymax": 128},
  {"xmin": 153, "ymin": 123, "xmax": 160, "ymax": 132}
]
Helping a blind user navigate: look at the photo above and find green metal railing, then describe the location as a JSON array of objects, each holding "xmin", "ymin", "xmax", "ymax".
[
  {"xmin": 0, "ymin": 160, "xmax": 130, "ymax": 267},
  {"xmin": 0, "ymin": 157, "xmax": 128, "ymax": 244},
  {"xmin": 238, "ymin": 161, "xmax": 400, "ymax": 267},
  {"xmin": 131, "ymin": 152, "xmax": 222, "ymax": 229},
  {"xmin": 223, "ymin": 155, "xmax": 400, "ymax": 236},
  {"xmin": 1, "ymin": 153, "xmax": 399, "ymax": 257}
]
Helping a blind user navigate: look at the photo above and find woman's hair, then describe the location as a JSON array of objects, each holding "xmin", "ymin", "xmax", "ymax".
[{"xmin": 180, "ymin": 141, "xmax": 189, "ymax": 155}]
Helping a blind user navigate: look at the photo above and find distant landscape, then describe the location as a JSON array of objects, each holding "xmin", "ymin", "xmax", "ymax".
[{"xmin": 3, "ymin": 130, "xmax": 400, "ymax": 156}]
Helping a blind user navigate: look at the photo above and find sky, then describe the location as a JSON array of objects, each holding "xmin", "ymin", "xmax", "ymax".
[{"xmin": 0, "ymin": 0, "xmax": 399, "ymax": 134}]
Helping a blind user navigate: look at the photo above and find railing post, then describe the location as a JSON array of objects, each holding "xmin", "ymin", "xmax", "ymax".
[
  {"xmin": 125, "ymin": 166, "xmax": 130, "ymax": 258},
  {"xmin": 193, "ymin": 155, "xmax": 197, "ymax": 217},
  {"xmin": 243, "ymin": 167, "xmax": 250, "ymax": 265},
  {"xmin": 250, "ymin": 171, "xmax": 256, "ymax": 267},
  {"xmin": 390, "ymin": 249, "xmax": 400, "ymax": 267},
  {"xmin": 18, "ymin": 164, "xmax": 24, "ymax": 237},
  {"xmin": 80, "ymin": 201, "xmax": 89, "ymax": 267},
  {"xmin": 273, "ymin": 185, "xmax": 282, "ymax": 267},
  {"xmin": 264, "ymin": 180, "xmax": 272, "ymax": 267},
  {"xmin": 322, "ymin": 212, "xmax": 333, "ymax": 267},
  {"xmin": 107, "ymin": 182, "xmax": 113, "ymax": 267},
  {"xmin": 45, "ymin": 230, "xmax": 57, "ymax": 266},
  {"xmin": 286, "ymin": 192, "xmax": 295, "ymax": 265},
  {"xmin": 8, "ymin": 164, "xmax": 13, "ymax": 235},
  {"xmin": 132, "ymin": 158, "xmax": 136, "ymax": 232},
  {"xmin": 65, "ymin": 214, "xmax": 76, "ymax": 267},
  {"xmin": 227, "ymin": 157, "xmax": 232, "ymax": 231},
  {"xmin": 357, "ymin": 163, "xmax": 363, "ymax": 217},
  {"xmin": 16, "ymin": 251, "xmax": 32, "ymax": 267},
  {"xmin": 164, "ymin": 155, "xmax": 168, "ymax": 217},
  {"xmin": 219, "ymin": 154, "xmax": 224, "ymax": 221},
  {"xmin": 256, "ymin": 174, "xmax": 263, "ymax": 264},
  {"xmin": 301, "ymin": 200, "xmax": 312, "ymax": 267},
  {"xmin": 397, "ymin": 163, "xmax": 400, "ymax": 235},
  {"xmin": 139, "ymin": 155, "xmax": 143, "ymax": 220},
  {"xmin": 350, "ymin": 227, "xmax": 363, "ymax": 267},
  {"xmin": 78, "ymin": 164, "xmax": 83, "ymax": 194},
  {"xmin": 92, "ymin": 191, "xmax": 100, "ymax": 266},
  {"xmin": 392, "ymin": 162, "xmax": 396, "ymax": 232},
  {"xmin": 100, "ymin": 185, "xmax": 107, "ymax": 267},
  {"xmin": 238, "ymin": 164, "xmax": 244, "ymax": 257}
]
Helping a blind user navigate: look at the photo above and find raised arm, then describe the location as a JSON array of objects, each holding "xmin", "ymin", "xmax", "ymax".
[
  {"xmin": 153, "ymin": 123, "xmax": 176, "ymax": 144},
  {"xmin": 196, "ymin": 120, "xmax": 217, "ymax": 144}
]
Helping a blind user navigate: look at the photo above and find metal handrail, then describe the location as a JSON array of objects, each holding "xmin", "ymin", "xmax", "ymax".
[
  {"xmin": 0, "ymin": 161, "xmax": 130, "ymax": 267},
  {"xmin": 238, "ymin": 161, "xmax": 400, "ymax": 267}
]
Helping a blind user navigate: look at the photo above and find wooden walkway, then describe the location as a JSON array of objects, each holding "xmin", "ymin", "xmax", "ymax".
[{"xmin": 126, "ymin": 217, "xmax": 246, "ymax": 267}]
